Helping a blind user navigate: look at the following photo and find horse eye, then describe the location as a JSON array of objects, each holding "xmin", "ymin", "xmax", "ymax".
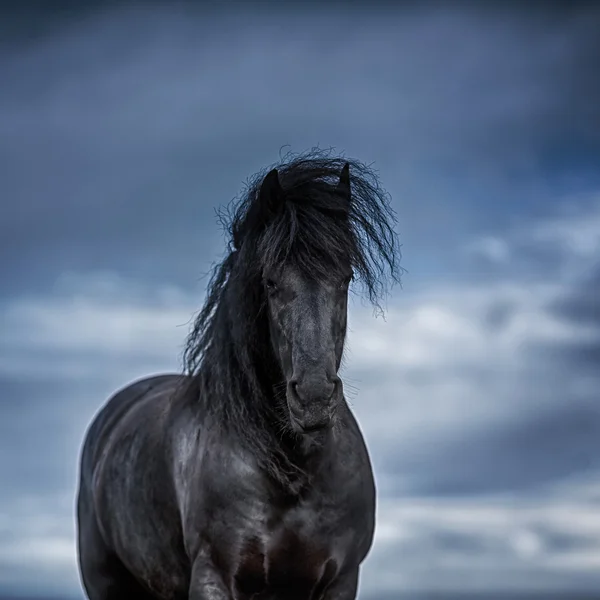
[{"xmin": 265, "ymin": 279, "xmax": 278, "ymax": 292}]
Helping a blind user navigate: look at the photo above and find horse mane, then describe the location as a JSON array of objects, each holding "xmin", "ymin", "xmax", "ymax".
[{"xmin": 182, "ymin": 149, "xmax": 401, "ymax": 484}]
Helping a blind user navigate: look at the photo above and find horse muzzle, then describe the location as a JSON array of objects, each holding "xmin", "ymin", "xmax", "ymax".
[{"xmin": 286, "ymin": 375, "xmax": 340, "ymax": 433}]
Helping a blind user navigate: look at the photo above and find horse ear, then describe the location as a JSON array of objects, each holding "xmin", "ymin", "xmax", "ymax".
[
  {"xmin": 258, "ymin": 168, "xmax": 282, "ymax": 218},
  {"xmin": 336, "ymin": 163, "xmax": 351, "ymax": 208}
]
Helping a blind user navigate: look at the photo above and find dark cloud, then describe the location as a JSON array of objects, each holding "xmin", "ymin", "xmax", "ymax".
[
  {"xmin": 549, "ymin": 266, "xmax": 600, "ymax": 327},
  {"xmin": 532, "ymin": 338, "xmax": 600, "ymax": 379},
  {"xmin": 1, "ymin": 3, "xmax": 600, "ymax": 295},
  {"xmin": 536, "ymin": 527, "xmax": 599, "ymax": 554},
  {"xmin": 0, "ymin": 377, "xmax": 84, "ymax": 495},
  {"xmin": 2, "ymin": 2, "xmax": 600, "ymax": 596},
  {"xmin": 382, "ymin": 403, "xmax": 600, "ymax": 497},
  {"xmin": 424, "ymin": 529, "xmax": 494, "ymax": 556},
  {"xmin": 528, "ymin": 266, "xmax": 600, "ymax": 374},
  {"xmin": 482, "ymin": 300, "xmax": 517, "ymax": 333}
]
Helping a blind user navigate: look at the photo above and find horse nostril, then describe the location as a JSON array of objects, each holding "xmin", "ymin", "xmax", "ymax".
[
  {"xmin": 328, "ymin": 377, "xmax": 341, "ymax": 399},
  {"xmin": 324, "ymin": 382, "xmax": 335, "ymax": 400},
  {"xmin": 290, "ymin": 381, "xmax": 299, "ymax": 397}
]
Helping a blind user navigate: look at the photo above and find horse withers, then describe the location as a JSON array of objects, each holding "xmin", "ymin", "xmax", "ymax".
[{"xmin": 76, "ymin": 151, "xmax": 400, "ymax": 599}]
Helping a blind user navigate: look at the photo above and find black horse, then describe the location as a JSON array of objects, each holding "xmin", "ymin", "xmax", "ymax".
[{"xmin": 76, "ymin": 151, "xmax": 400, "ymax": 600}]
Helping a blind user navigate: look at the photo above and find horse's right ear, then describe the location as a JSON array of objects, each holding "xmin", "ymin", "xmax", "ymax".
[
  {"xmin": 258, "ymin": 168, "xmax": 282, "ymax": 219},
  {"xmin": 336, "ymin": 163, "xmax": 351, "ymax": 209}
]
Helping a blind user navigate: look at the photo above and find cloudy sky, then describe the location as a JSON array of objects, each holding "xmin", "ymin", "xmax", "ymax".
[{"xmin": 1, "ymin": 1, "xmax": 600, "ymax": 598}]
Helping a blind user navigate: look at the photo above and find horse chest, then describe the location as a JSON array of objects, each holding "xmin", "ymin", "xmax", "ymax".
[
  {"xmin": 230, "ymin": 504, "xmax": 347, "ymax": 600},
  {"xmin": 233, "ymin": 529, "xmax": 339, "ymax": 600}
]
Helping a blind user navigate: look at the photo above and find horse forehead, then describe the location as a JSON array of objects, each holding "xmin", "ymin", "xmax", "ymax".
[
  {"xmin": 281, "ymin": 267, "xmax": 333, "ymax": 295},
  {"xmin": 280, "ymin": 266, "xmax": 311, "ymax": 288}
]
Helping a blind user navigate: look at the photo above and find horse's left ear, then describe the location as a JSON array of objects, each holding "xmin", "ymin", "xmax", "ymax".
[
  {"xmin": 336, "ymin": 163, "xmax": 351, "ymax": 208},
  {"xmin": 258, "ymin": 168, "xmax": 283, "ymax": 219}
]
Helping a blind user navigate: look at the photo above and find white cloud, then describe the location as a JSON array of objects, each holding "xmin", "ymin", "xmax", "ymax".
[
  {"xmin": 364, "ymin": 486, "xmax": 600, "ymax": 594},
  {"xmin": 1, "ymin": 4, "xmax": 599, "ymax": 596},
  {"xmin": 0, "ymin": 271, "xmax": 195, "ymax": 381},
  {"xmin": 530, "ymin": 196, "xmax": 600, "ymax": 259},
  {"xmin": 464, "ymin": 235, "xmax": 511, "ymax": 264},
  {"xmin": 466, "ymin": 195, "xmax": 600, "ymax": 281},
  {"xmin": 1, "ymin": 195, "xmax": 600, "ymax": 596},
  {"xmin": 344, "ymin": 276, "xmax": 597, "ymax": 459},
  {"xmin": 0, "ymin": 493, "xmax": 81, "ymax": 595}
]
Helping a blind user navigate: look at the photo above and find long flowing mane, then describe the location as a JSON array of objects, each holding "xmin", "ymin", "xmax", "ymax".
[{"xmin": 182, "ymin": 149, "xmax": 401, "ymax": 483}]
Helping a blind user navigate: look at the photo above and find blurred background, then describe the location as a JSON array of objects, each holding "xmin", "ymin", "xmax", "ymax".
[{"xmin": 1, "ymin": 1, "xmax": 600, "ymax": 598}]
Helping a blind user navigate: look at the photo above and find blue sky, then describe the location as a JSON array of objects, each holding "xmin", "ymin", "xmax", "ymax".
[{"xmin": 1, "ymin": 2, "xmax": 600, "ymax": 598}]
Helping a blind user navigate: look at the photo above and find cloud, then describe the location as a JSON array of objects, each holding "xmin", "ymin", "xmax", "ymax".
[
  {"xmin": 465, "ymin": 195, "xmax": 600, "ymax": 277},
  {"xmin": 1, "ymin": 3, "xmax": 600, "ymax": 295},
  {"xmin": 0, "ymin": 493, "xmax": 80, "ymax": 596},
  {"xmin": 0, "ymin": 271, "xmax": 195, "ymax": 381},
  {"xmin": 2, "ymin": 190, "xmax": 600, "ymax": 595},
  {"xmin": 2, "ymin": 3, "xmax": 600, "ymax": 596},
  {"xmin": 464, "ymin": 235, "xmax": 511, "ymax": 265},
  {"xmin": 551, "ymin": 266, "xmax": 600, "ymax": 327},
  {"xmin": 366, "ymin": 485, "xmax": 600, "ymax": 595}
]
